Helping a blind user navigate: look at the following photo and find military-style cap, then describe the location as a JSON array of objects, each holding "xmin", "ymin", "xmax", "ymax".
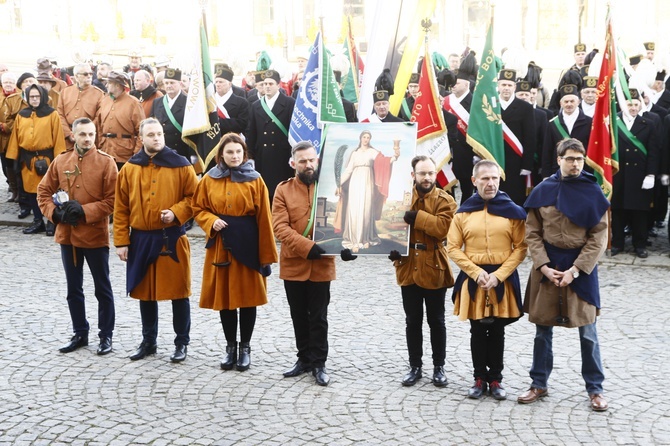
[
  {"xmin": 106, "ymin": 71, "xmax": 131, "ymax": 88},
  {"xmin": 36, "ymin": 73, "xmax": 57, "ymax": 84},
  {"xmin": 164, "ymin": 68, "xmax": 182, "ymax": 81},
  {"xmin": 408, "ymin": 73, "xmax": 420, "ymax": 85},
  {"xmin": 583, "ymin": 76, "xmax": 598, "ymax": 89},
  {"xmin": 498, "ymin": 69, "xmax": 516, "ymax": 81},
  {"xmin": 516, "ymin": 80, "xmax": 531, "ymax": 92},
  {"xmin": 629, "ymin": 54, "xmax": 642, "ymax": 66},
  {"xmin": 629, "ymin": 88, "xmax": 640, "ymax": 100},
  {"xmin": 644, "ymin": 42, "xmax": 655, "ymax": 51},
  {"xmin": 655, "ymin": 70, "xmax": 666, "ymax": 81},
  {"xmin": 558, "ymin": 84, "xmax": 579, "ymax": 98},
  {"xmin": 253, "ymin": 71, "xmax": 264, "ymax": 83},
  {"xmin": 373, "ymin": 90, "xmax": 390, "ymax": 103},
  {"xmin": 214, "ymin": 63, "xmax": 234, "ymax": 82},
  {"xmin": 579, "ymin": 65, "xmax": 590, "ymax": 78},
  {"xmin": 262, "ymin": 69, "xmax": 281, "ymax": 84},
  {"xmin": 574, "ymin": 43, "xmax": 587, "ymax": 53}
]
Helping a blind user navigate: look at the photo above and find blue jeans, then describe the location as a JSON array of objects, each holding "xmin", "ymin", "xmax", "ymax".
[{"xmin": 530, "ymin": 323, "xmax": 605, "ymax": 395}]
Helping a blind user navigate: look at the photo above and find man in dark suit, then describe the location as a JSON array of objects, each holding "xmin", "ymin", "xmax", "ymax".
[
  {"xmin": 580, "ymin": 76, "xmax": 598, "ymax": 118},
  {"xmin": 368, "ymin": 90, "xmax": 403, "ymax": 123},
  {"xmin": 542, "ymin": 84, "xmax": 592, "ymax": 177},
  {"xmin": 497, "ymin": 69, "xmax": 536, "ymax": 206},
  {"xmin": 398, "ymin": 73, "xmax": 420, "ymax": 122},
  {"xmin": 246, "ymin": 69, "xmax": 295, "ymax": 202},
  {"xmin": 247, "ymin": 72, "xmax": 265, "ymax": 104},
  {"xmin": 213, "ymin": 64, "xmax": 250, "ymax": 137},
  {"xmin": 149, "ymin": 68, "xmax": 198, "ymax": 167},
  {"xmin": 516, "ymin": 80, "xmax": 549, "ymax": 186},
  {"xmin": 611, "ymin": 89, "xmax": 660, "ymax": 258}
]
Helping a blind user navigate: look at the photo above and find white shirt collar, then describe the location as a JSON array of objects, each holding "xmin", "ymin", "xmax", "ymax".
[
  {"xmin": 216, "ymin": 89, "xmax": 233, "ymax": 107},
  {"xmin": 581, "ymin": 102, "xmax": 595, "ymax": 117},
  {"xmin": 264, "ymin": 92, "xmax": 280, "ymax": 110},
  {"xmin": 562, "ymin": 109, "xmax": 579, "ymax": 133},
  {"xmin": 499, "ymin": 97, "xmax": 513, "ymax": 110},
  {"xmin": 167, "ymin": 91, "xmax": 181, "ymax": 109}
]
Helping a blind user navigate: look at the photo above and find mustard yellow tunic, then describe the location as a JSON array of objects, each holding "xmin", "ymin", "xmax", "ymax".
[
  {"xmin": 113, "ymin": 158, "xmax": 198, "ymax": 300},
  {"xmin": 193, "ymin": 175, "xmax": 278, "ymax": 311},
  {"xmin": 447, "ymin": 208, "xmax": 527, "ymax": 321},
  {"xmin": 6, "ymin": 110, "xmax": 66, "ymax": 193}
]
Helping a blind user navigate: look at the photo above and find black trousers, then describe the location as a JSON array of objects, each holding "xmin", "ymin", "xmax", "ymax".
[
  {"xmin": 401, "ymin": 284, "xmax": 447, "ymax": 368},
  {"xmin": 139, "ymin": 298, "xmax": 191, "ymax": 346},
  {"xmin": 284, "ymin": 280, "xmax": 330, "ymax": 368},
  {"xmin": 60, "ymin": 244, "xmax": 115, "ymax": 339},
  {"xmin": 219, "ymin": 307, "xmax": 257, "ymax": 344},
  {"xmin": 470, "ymin": 319, "xmax": 507, "ymax": 383},
  {"xmin": 612, "ymin": 208, "xmax": 648, "ymax": 249}
]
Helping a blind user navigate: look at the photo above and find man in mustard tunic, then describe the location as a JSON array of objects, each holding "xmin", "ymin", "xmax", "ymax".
[
  {"xmin": 114, "ymin": 118, "xmax": 198, "ymax": 363},
  {"xmin": 447, "ymin": 160, "xmax": 527, "ymax": 400}
]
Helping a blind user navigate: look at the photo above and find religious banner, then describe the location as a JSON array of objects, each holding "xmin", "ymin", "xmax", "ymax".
[{"xmin": 313, "ymin": 122, "xmax": 416, "ymax": 256}]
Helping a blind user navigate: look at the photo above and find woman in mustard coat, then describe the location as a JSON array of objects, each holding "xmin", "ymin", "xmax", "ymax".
[{"xmin": 193, "ymin": 133, "xmax": 277, "ymax": 371}]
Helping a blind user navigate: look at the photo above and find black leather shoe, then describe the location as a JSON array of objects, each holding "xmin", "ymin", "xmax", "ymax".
[
  {"xmin": 23, "ymin": 220, "xmax": 45, "ymax": 234},
  {"xmin": 18, "ymin": 208, "xmax": 31, "ymax": 219},
  {"xmin": 402, "ymin": 367, "xmax": 422, "ymax": 386},
  {"xmin": 236, "ymin": 342, "xmax": 250, "ymax": 371},
  {"xmin": 129, "ymin": 341, "xmax": 157, "ymax": 360},
  {"xmin": 432, "ymin": 366, "xmax": 448, "ymax": 387},
  {"xmin": 610, "ymin": 247, "xmax": 622, "ymax": 256},
  {"xmin": 636, "ymin": 248, "xmax": 648, "ymax": 258},
  {"xmin": 648, "ymin": 228, "xmax": 658, "ymax": 237},
  {"xmin": 59, "ymin": 334, "xmax": 88, "ymax": 353},
  {"xmin": 489, "ymin": 380, "xmax": 507, "ymax": 400},
  {"xmin": 313, "ymin": 367, "xmax": 330, "ymax": 386},
  {"xmin": 45, "ymin": 221, "xmax": 55, "ymax": 236},
  {"xmin": 220, "ymin": 342, "xmax": 237, "ymax": 370},
  {"xmin": 97, "ymin": 337, "xmax": 113, "ymax": 355},
  {"xmin": 468, "ymin": 378, "xmax": 487, "ymax": 399},
  {"xmin": 656, "ymin": 221, "xmax": 665, "ymax": 229},
  {"xmin": 283, "ymin": 360, "xmax": 312, "ymax": 377},
  {"xmin": 170, "ymin": 344, "xmax": 187, "ymax": 362}
]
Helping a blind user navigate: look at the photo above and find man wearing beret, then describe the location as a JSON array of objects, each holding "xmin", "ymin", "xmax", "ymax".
[
  {"xmin": 246, "ymin": 71, "xmax": 265, "ymax": 105},
  {"xmin": 213, "ymin": 64, "xmax": 250, "ymax": 140},
  {"xmin": 516, "ymin": 80, "xmax": 549, "ymax": 186},
  {"xmin": 367, "ymin": 90, "xmax": 403, "ymax": 123},
  {"xmin": 96, "ymin": 71, "xmax": 145, "ymax": 170},
  {"xmin": 398, "ymin": 73, "xmax": 420, "ymax": 122},
  {"xmin": 57, "ymin": 63, "xmax": 104, "ymax": 149},
  {"xmin": 579, "ymin": 76, "xmax": 598, "ymax": 118},
  {"xmin": 246, "ymin": 69, "xmax": 295, "ymax": 203}
]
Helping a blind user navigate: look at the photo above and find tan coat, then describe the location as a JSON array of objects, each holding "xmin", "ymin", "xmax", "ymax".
[
  {"xmin": 448, "ymin": 207, "xmax": 527, "ymax": 321},
  {"xmin": 392, "ymin": 186, "xmax": 456, "ymax": 289},
  {"xmin": 272, "ymin": 177, "xmax": 336, "ymax": 282},
  {"xmin": 113, "ymin": 155, "xmax": 198, "ymax": 300},
  {"xmin": 0, "ymin": 90, "xmax": 24, "ymax": 154},
  {"xmin": 96, "ymin": 93, "xmax": 145, "ymax": 164},
  {"xmin": 37, "ymin": 147, "xmax": 117, "ymax": 248},
  {"xmin": 524, "ymin": 206, "xmax": 607, "ymax": 327},
  {"xmin": 193, "ymin": 175, "xmax": 278, "ymax": 311},
  {"xmin": 57, "ymin": 85, "xmax": 104, "ymax": 146}
]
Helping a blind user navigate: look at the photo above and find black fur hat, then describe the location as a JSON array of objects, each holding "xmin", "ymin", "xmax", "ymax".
[{"xmin": 374, "ymin": 68, "xmax": 394, "ymax": 96}]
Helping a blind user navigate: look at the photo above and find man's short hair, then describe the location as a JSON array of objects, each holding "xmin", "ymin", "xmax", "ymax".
[
  {"xmin": 134, "ymin": 69, "xmax": 152, "ymax": 82},
  {"xmin": 139, "ymin": 117, "xmax": 161, "ymax": 136},
  {"xmin": 472, "ymin": 159, "xmax": 501, "ymax": 177},
  {"xmin": 291, "ymin": 141, "xmax": 315, "ymax": 159},
  {"xmin": 556, "ymin": 138, "xmax": 586, "ymax": 157},
  {"xmin": 72, "ymin": 117, "xmax": 94, "ymax": 133},
  {"xmin": 73, "ymin": 63, "xmax": 90, "ymax": 76},
  {"xmin": 1, "ymin": 72, "xmax": 17, "ymax": 83},
  {"xmin": 411, "ymin": 155, "xmax": 435, "ymax": 170}
]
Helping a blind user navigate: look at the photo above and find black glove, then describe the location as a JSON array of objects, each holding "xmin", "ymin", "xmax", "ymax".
[
  {"xmin": 52, "ymin": 207, "xmax": 67, "ymax": 224},
  {"xmin": 340, "ymin": 249, "xmax": 358, "ymax": 261},
  {"xmin": 403, "ymin": 210, "xmax": 418, "ymax": 225},
  {"xmin": 62, "ymin": 200, "xmax": 85, "ymax": 226},
  {"xmin": 307, "ymin": 244, "xmax": 326, "ymax": 260},
  {"xmin": 388, "ymin": 250, "xmax": 402, "ymax": 261}
]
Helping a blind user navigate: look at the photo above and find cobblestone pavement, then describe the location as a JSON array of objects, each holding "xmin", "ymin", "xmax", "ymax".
[{"xmin": 1, "ymin": 183, "xmax": 670, "ymax": 445}]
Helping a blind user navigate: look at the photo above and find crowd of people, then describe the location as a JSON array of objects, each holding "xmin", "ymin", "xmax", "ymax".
[{"xmin": 2, "ymin": 41, "xmax": 665, "ymax": 411}]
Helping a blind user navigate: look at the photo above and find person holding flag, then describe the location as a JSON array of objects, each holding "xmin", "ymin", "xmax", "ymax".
[{"xmin": 213, "ymin": 64, "xmax": 250, "ymax": 139}]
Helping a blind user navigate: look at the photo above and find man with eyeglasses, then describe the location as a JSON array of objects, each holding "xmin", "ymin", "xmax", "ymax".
[
  {"xmin": 57, "ymin": 63, "xmax": 104, "ymax": 149},
  {"xmin": 520, "ymin": 138, "xmax": 610, "ymax": 412},
  {"xmin": 388, "ymin": 156, "xmax": 456, "ymax": 388}
]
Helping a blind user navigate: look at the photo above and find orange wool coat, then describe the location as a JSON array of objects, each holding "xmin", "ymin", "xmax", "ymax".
[
  {"xmin": 57, "ymin": 85, "xmax": 104, "ymax": 146},
  {"xmin": 193, "ymin": 174, "xmax": 278, "ymax": 311},
  {"xmin": 113, "ymin": 156, "xmax": 198, "ymax": 300},
  {"xmin": 96, "ymin": 93, "xmax": 145, "ymax": 164},
  {"xmin": 6, "ymin": 110, "xmax": 66, "ymax": 193},
  {"xmin": 37, "ymin": 147, "xmax": 117, "ymax": 248},
  {"xmin": 0, "ymin": 90, "xmax": 24, "ymax": 154}
]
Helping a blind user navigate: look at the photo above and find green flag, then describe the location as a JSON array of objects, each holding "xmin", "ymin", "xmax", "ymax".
[
  {"xmin": 341, "ymin": 17, "xmax": 363, "ymax": 104},
  {"xmin": 466, "ymin": 19, "xmax": 505, "ymax": 176}
]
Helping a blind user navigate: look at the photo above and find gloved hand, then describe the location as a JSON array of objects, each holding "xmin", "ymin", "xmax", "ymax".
[
  {"xmin": 520, "ymin": 169, "xmax": 531, "ymax": 176},
  {"xmin": 52, "ymin": 207, "xmax": 67, "ymax": 224},
  {"xmin": 62, "ymin": 200, "xmax": 85, "ymax": 226},
  {"xmin": 642, "ymin": 175, "xmax": 655, "ymax": 190},
  {"xmin": 388, "ymin": 250, "xmax": 402, "ymax": 261},
  {"xmin": 307, "ymin": 244, "xmax": 326, "ymax": 260},
  {"xmin": 403, "ymin": 211, "xmax": 418, "ymax": 225},
  {"xmin": 340, "ymin": 249, "xmax": 358, "ymax": 261},
  {"xmin": 661, "ymin": 175, "xmax": 669, "ymax": 186}
]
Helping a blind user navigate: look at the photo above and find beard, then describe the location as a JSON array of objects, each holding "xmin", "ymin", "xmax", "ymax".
[
  {"xmin": 415, "ymin": 180, "xmax": 436, "ymax": 195},
  {"xmin": 297, "ymin": 168, "xmax": 319, "ymax": 185}
]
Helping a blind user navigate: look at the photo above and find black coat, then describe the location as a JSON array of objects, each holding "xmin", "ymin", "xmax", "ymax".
[
  {"xmin": 246, "ymin": 93, "xmax": 295, "ymax": 199},
  {"xmin": 542, "ymin": 109, "xmax": 592, "ymax": 176},
  {"xmin": 656, "ymin": 90, "xmax": 670, "ymax": 110},
  {"xmin": 380, "ymin": 113, "xmax": 404, "ymax": 123},
  {"xmin": 443, "ymin": 93, "xmax": 474, "ymax": 181},
  {"xmin": 499, "ymin": 98, "xmax": 536, "ymax": 205},
  {"xmin": 218, "ymin": 93, "xmax": 250, "ymax": 136},
  {"xmin": 232, "ymin": 84, "xmax": 246, "ymax": 99},
  {"xmin": 612, "ymin": 113, "xmax": 660, "ymax": 210},
  {"xmin": 397, "ymin": 95, "xmax": 416, "ymax": 122},
  {"xmin": 532, "ymin": 107, "xmax": 549, "ymax": 182},
  {"xmin": 342, "ymin": 97, "xmax": 357, "ymax": 123},
  {"xmin": 247, "ymin": 89, "xmax": 262, "ymax": 104},
  {"xmin": 150, "ymin": 93, "xmax": 194, "ymax": 161}
]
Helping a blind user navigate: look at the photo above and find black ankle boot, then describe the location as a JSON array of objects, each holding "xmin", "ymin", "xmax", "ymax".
[
  {"xmin": 23, "ymin": 219, "xmax": 45, "ymax": 234},
  {"xmin": 220, "ymin": 342, "xmax": 237, "ymax": 370},
  {"xmin": 236, "ymin": 342, "xmax": 250, "ymax": 371}
]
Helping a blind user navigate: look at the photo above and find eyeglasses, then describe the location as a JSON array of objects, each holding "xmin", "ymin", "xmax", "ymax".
[
  {"xmin": 415, "ymin": 171, "xmax": 437, "ymax": 177},
  {"xmin": 28, "ymin": 95, "xmax": 41, "ymax": 99},
  {"xmin": 560, "ymin": 156, "xmax": 585, "ymax": 163},
  {"xmin": 78, "ymin": 72, "xmax": 93, "ymax": 77}
]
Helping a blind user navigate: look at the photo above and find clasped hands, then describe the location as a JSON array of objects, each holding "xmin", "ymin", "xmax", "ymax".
[
  {"xmin": 540, "ymin": 265, "xmax": 574, "ymax": 287},
  {"xmin": 477, "ymin": 271, "xmax": 500, "ymax": 290}
]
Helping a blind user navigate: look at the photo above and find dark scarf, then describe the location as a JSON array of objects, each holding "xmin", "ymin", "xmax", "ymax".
[
  {"xmin": 207, "ymin": 159, "xmax": 260, "ymax": 182},
  {"xmin": 457, "ymin": 190, "xmax": 527, "ymax": 220},
  {"xmin": 523, "ymin": 170, "xmax": 609, "ymax": 228},
  {"xmin": 18, "ymin": 84, "xmax": 54, "ymax": 118},
  {"xmin": 127, "ymin": 146, "xmax": 191, "ymax": 167},
  {"xmin": 131, "ymin": 84, "xmax": 158, "ymax": 102}
]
